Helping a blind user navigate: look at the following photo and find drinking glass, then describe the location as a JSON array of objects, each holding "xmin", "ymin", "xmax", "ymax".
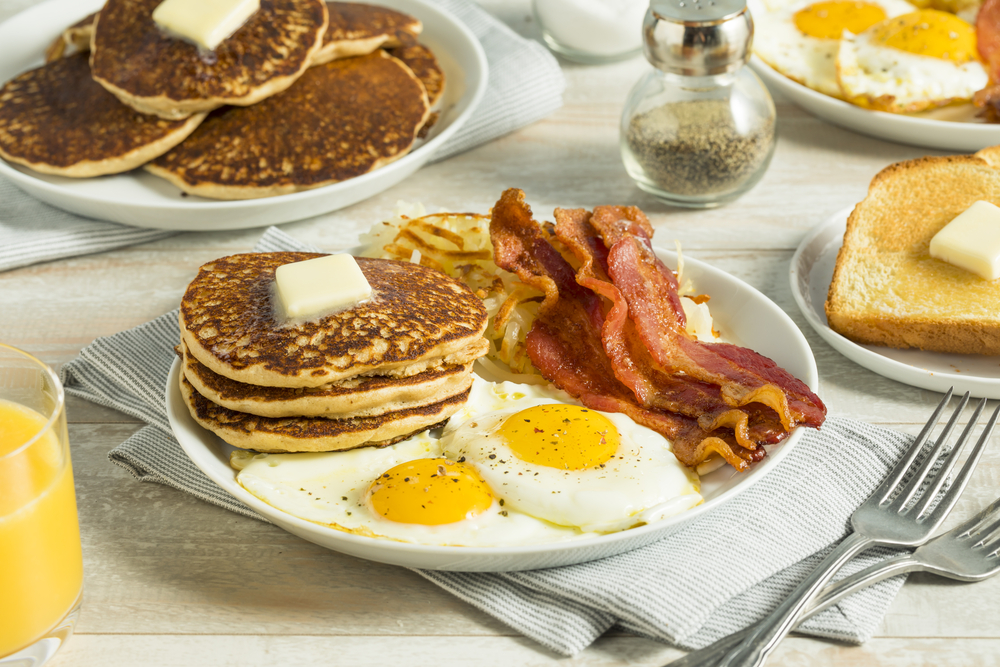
[{"xmin": 0, "ymin": 344, "xmax": 83, "ymax": 666}]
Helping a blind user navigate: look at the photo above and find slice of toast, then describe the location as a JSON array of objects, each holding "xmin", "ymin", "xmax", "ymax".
[{"xmin": 825, "ymin": 153, "xmax": 1000, "ymax": 355}]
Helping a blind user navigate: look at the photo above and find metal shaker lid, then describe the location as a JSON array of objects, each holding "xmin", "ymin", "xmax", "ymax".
[{"xmin": 643, "ymin": 0, "xmax": 753, "ymax": 76}]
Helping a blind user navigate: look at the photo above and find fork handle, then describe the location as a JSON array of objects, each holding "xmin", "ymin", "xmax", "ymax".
[
  {"xmin": 711, "ymin": 532, "xmax": 875, "ymax": 667},
  {"xmin": 664, "ymin": 551, "xmax": 919, "ymax": 667}
]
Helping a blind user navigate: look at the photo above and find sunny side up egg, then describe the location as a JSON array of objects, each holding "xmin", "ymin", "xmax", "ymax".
[
  {"xmin": 836, "ymin": 9, "xmax": 989, "ymax": 112},
  {"xmin": 231, "ymin": 378, "xmax": 703, "ymax": 547},
  {"xmin": 752, "ymin": 0, "xmax": 919, "ymax": 97}
]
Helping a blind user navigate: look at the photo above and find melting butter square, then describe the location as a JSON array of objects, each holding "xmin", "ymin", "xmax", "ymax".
[
  {"xmin": 152, "ymin": 0, "xmax": 260, "ymax": 51},
  {"xmin": 275, "ymin": 255, "xmax": 372, "ymax": 318},
  {"xmin": 930, "ymin": 200, "xmax": 1000, "ymax": 281}
]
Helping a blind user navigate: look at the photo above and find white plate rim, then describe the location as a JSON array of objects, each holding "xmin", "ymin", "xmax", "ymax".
[
  {"xmin": 790, "ymin": 208, "xmax": 1000, "ymax": 398},
  {"xmin": 167, "ymin": 248, "xmax": 820, "ymax": 570},
  {"xmin": 750, "ymin": 55, "xmax": 1000, "ymax": 152},
  {"xmin": 0, "ymin": 0, "xmax": 489, "ymax": 230}
]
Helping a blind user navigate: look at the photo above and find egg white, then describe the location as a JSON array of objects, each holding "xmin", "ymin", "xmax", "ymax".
[
  {"xmin": 234, "ymin": 432, "xmax": 590, "ymax": 547},
  {"xmin": 836, "ymin": 27, "xmax": 988, "ymax": 112},
  {"xmin": 440, "ymin": 378, "xmax": 703, "ymax": 534},
  {"xmin": 751, "ymin": 0, "xmax": 917, "ymax": 97}
]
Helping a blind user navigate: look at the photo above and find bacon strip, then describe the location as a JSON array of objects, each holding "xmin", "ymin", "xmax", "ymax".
[
  {"xmin": 553, "ymin": 207, "xmax": 789, "ymax": 450},
  {"xmin": 590, "ymin": 214, "xmax": 825, "ymax": 431},
  {"xmin": 490, "ymin": 189, "xmax": 763, "ymax": 470}
]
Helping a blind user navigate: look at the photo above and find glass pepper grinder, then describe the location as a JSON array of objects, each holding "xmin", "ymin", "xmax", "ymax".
[{"xmin": 620, "ymin": 0, "xmax": 777, "ymax": 208}]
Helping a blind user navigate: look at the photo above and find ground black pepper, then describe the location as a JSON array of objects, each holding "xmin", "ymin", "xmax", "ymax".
[{"xmin": 625, "ymin": 99, "xmax": 774, "ymax": 197}]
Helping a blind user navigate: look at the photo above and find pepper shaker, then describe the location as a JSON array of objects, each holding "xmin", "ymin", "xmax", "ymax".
[{"xmin": 620, "ymin": 0, "xmax": 777, "ymax": 208}]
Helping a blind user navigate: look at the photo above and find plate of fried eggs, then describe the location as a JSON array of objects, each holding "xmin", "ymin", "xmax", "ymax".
[
  {"xmin": 167, "ymin": 249, "xmax": 820, "ymax": 572},
  {"xmin": 749, "ymin": 0, "xmax": 1000, "ymax": 150}
]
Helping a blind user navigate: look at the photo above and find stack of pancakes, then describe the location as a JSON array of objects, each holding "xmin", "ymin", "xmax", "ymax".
[
  {"xmin": 178, "ymin": 252, "xmax": 489, "ymax": 452},
  {"xmin": 0, "ymin": 1, "xmax": 443, "ymax": 198}
]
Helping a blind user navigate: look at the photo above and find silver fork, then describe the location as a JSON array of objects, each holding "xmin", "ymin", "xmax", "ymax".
[
  {"xmin": 668, "ymin": 493, "xmax": 1000, "ymax": 666},
  {"xmin": 681, "ymin": 390, "xmax": 997, "ymax": 667}
]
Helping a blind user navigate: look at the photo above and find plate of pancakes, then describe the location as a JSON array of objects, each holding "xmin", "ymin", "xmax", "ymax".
[
  {"xmin": 0, "ymin": 0, "xmax": 487, "ymax": 230},
  {"xmin": 166, "ymin": 246, "xmax": 820, "ymax": 572}
]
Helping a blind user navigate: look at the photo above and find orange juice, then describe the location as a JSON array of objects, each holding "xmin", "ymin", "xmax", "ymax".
[{"xmin": 0, "ymin": 399, "xmax": 83, "ymax": 658}]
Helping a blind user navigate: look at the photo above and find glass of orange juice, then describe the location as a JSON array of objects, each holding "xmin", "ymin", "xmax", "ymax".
[{"xmin": 0, "ymin": 343, "xmax": 83, "ymax": 666}]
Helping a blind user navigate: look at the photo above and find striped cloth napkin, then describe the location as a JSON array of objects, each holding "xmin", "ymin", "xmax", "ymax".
[
  {"xmin": 61, "ymin": 226, "xmax": 915, "ymax": 657},
  {"xmin": 0, "ymin": 0, "xmax": 564, "ymax": 273}
]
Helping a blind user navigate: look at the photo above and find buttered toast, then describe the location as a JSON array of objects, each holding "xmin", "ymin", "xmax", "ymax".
[{"xmin": 825, "ymin": 153, "xmax": 1000, "ymax": 355}]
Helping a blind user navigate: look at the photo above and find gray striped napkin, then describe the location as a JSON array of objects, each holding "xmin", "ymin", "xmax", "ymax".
[
  {"xmin": 61, "ymin": 226, "xmax": 915, "ymax": 657},
  {"xmin": 0, "ymin": 0, "xmax": 563, "ymax": 273}
]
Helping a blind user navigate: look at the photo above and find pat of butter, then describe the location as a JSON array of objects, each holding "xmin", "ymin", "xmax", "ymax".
[
  {"xmin": 930, "ymin": 200, "xmax": 1000, "ymax": 280},
  {"xmin": 152, "ymin": 0, "xmax": 260, "ymax": 51},
  {"xmin": 275, "ymin": 255, "xmax": 373, "ymax": 319}
]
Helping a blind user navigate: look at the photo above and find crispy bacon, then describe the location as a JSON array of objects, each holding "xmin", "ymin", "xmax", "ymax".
[
  {"xmin": 592, "ymin": 220, "xmax": 826, "ymax": 431},
  {"xmin": 490, "ymin": 189, "xmax": 764, "ymax": 471},
  {"xmin": 975, "ymin": 0, "xmax": 1000, "ymax": 119},
  {"xmin": 553, "ymin": 207, "xmax": 789, "ymax": 450}
]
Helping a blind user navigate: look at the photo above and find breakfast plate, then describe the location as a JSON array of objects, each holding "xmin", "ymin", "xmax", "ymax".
[
  {"xmin": 0, "ymin": 0, "xmax": 487, "ymax": 231},
  {"xmin": 752, "ymin": 57, "xmax": 1000, "ymax": 152},
  {"xmin": 168, "ymin": 248, "xmax": 820, "ymax": 572},
  {"xmin": 791, "ymin": 208, "xmax": 1000, "ymax": 398}
]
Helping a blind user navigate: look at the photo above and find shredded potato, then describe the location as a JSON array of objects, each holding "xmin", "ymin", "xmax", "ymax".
[{"xmin": 359, "ymin": 204, "xmax": 546, "ymax": 378}]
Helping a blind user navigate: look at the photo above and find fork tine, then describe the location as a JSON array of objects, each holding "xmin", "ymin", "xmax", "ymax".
[
  {"xmin": 891, "ymin": 391, "xmax": 970, "ymax": 511},
  {"xmin": 918, "ymin": 402, "xmax": 1000, "ymax": 526},
  {"xmin": 912, "ymin": 397, "xmax": 987, "ymax": 517},
  {"xmin": 872, "ymin": 387, "xmax": 954, "ymax": 505}
]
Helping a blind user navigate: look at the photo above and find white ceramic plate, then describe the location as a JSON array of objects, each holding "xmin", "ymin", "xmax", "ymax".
[
  {"xmin": 167, "ymin": 249, "xmax": 820, "ymax": 571},
  {"xmin": 791, "ymin": 209, "xmax": 1000, "ymax": 398},
  {"xmin": 0, "ymin": 0, "xmax": 487, "ymax": 230},
  {"xmin": 751, "ymin": 56, "xmax": 1000, "ymax": 152}
]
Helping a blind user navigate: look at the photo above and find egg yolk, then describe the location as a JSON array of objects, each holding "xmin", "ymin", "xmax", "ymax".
[
  {"xmin": 499, "ymin": 404, "xmax": 620, "ymax": 470},
  {"xmin": 366, "ymin": 458, "xmax": 493, "ymax": 525},
  {"xmin": 869, "ymin": 9, "xmax": 978, "ymax": 62},
  {"xmin": 794, "ymin": 1, "xmax": 887, "ymax": 40}
]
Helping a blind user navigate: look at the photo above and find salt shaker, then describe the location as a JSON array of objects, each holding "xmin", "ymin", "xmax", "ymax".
[
  {"xmin": 620, "ymin": 0, "xmax": 776, "ymax": 208},
  {"xmin": 532, "ymin": 0, "xmax": 648, "ymax": 63}
]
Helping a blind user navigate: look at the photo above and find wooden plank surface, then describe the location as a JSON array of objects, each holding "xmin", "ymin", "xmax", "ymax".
[{"xmin": 1, "ymin": 0, "xmax": 997, "ymax": 665}]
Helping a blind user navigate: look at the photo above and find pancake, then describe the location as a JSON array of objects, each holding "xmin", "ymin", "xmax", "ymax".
[
  {"xmin": 180, "ymin": 341, "xmax": 475, "ymax": 419},
  {"xmin": 45, "ymin": 11, "xmax": 97, "ymax": 62},
  {"xmin": 311, "ymin": 2, "xmax": 421, "ymax": 65},
  {"xmin": 180, "ymin": 252, "xmax": 489, "ymax": 388},
  {"xmin": 387, "ymin": 33, "xmax": 444, "ymax": 107},
  {"xmin": 0, "ymin": 53, "xmax": 205, "ymax": 177},
  {"xmin": 90, "ymin": 0, "xmax": 328, "ymax": 119},
  {"xmin": 144, "ymin": 50, "xmax": 429, "ymax": 199},
  {"xmin": 180, "ymin": 373, "xmax": 467, "ymax": 452}
]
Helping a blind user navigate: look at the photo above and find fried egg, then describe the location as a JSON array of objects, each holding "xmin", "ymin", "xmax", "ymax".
[
  {"xmin": 751, "ymin": 0, "xmax": 917, "ymax": 97},
  {"xmin": 233, "ymin": 432, "xmax": 589, "ymax": 546},
  {"xmin": 440, "ymin": 378, "xmax": 702, "ymax": 534},
  {"xmin": 836, "ymin": 9, "xmax": 988, "ymax": 112}
]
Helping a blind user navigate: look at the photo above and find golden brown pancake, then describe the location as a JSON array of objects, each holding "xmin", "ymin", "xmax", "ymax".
[
  {"xmin": 311, "ymin": 1, "xmax": 421, "ymax": 65},
  {"xmin": 90, "ymin": 0, "xmax": 328, "ymax": 119},
  {"xmin": 387, "ymin": 33, "xmax": 445, "ymax": 107},
  {"xmin": 0, "ymin": 53, "xmax": 205, "ymax": 177},
  {"xmin": 179, "ymin": 252, "xmax": 489, "ymax": 388},
  {"xmin": 44, "ymin": 11, "xmax": 97, "ymax": 62},
  {"xmin": 180, "ymin": 341, "xmax": 475, "ymax": 419},
  {"xmin": 145, "ymin": 51, "xmax": 429, "ymax": 199},
  {"xmin": 180, "ymin": 373, "xmax": 467, "ymax": 452}
]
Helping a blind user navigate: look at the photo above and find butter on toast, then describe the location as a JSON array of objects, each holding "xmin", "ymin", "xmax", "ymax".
[
  {"xmin": 311, "ymin": 2, "xmax": 422, "ymax": 65},
  {"xmin": 825, "ymin": 154, "xmax": 1000, "ymax": 355},
  {"xmin": 145, "ymin": 51, "xmax": 429, "ymax": 199},
  {"xmin": 90, "ymin": 0, "xmax": 328, "ymax": 119},
  {"xmin": 179, "ymin": 253, "xmax": 488, "ymax": 388},
  {"xmin": 0, "ymin": 53, "xmax": 205, "ymax": 177}
]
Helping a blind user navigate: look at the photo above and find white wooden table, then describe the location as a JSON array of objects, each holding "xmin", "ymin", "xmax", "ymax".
[{"xmin": 2, "ymin": 1, "xmax": 999, "ymax": 664}]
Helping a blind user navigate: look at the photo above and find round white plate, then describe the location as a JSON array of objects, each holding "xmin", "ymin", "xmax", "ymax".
[
  {"xmin": 168, "ymin": 249, "xmax": 820, "ymax": 571},
  {"xmin": 791, "ymin": 209, "xmax": 1000, "ymax": 398},
  {"xmin": 751, "ymin": 56, "xmax": 1000, "ymax": 152},
  {"xmin": 0, "ymin": 0, "xmax": 487, "ymax": 231}
]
